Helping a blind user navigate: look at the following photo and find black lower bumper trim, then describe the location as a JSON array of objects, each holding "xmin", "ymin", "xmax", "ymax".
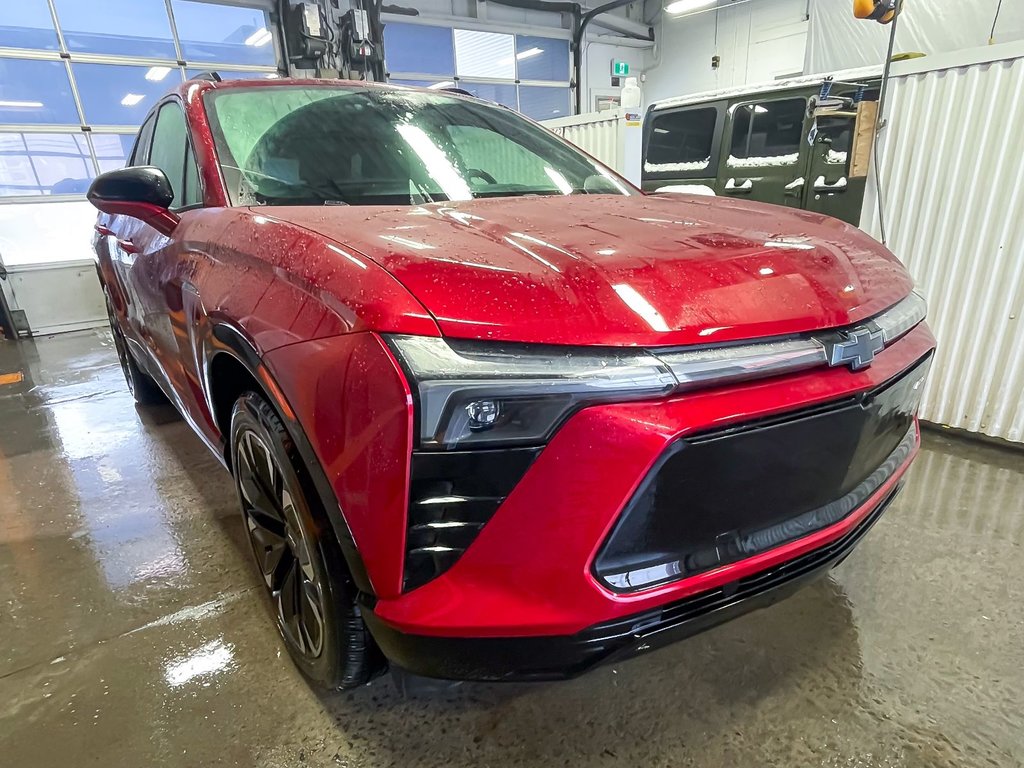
[{"xmin": 363, "ymin": 482, "xmax": 903, "ymax": 682}]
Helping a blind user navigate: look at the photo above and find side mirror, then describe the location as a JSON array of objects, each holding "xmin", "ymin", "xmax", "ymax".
[{"xmin": 87, "ymin": 166, "xmax": 180, "ymax": 236}]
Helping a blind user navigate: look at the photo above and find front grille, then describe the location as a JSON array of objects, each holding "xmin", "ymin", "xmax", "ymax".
[
  {"xmin": 594, "ymin": 354, "xmax": 932, "ymax": 593},
  {"xmin": 403, "ymin": 446, "xmax": 540, "ymax": 591}
]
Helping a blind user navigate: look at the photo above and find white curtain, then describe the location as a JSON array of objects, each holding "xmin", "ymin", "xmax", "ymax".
[{"xmin": 805, "ymin": 0, "xmax": 1024, "ymax": 74}]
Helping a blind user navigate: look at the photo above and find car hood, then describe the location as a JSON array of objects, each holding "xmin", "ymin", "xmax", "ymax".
[{"xmin": 264, "ymin": 194, "xmax": 914, "ymax": 347}]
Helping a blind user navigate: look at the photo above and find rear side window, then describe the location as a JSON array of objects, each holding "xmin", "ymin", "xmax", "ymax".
[
  {"xmin": 728, "ymin": 97, "xmax": 805, "ymax": 167},
  {"xmin": 645, "ymin": 107, "xmax": 718, "ymax": 173},
  {"xmin": 129, "ymin": 114, "xmax": 156, "ymax": 166}
]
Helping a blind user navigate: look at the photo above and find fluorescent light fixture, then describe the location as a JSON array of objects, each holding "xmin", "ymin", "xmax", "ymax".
[
  {"xmin": 0, "ymin": 100, "xmax": 43, "ymax": 108},
  {"xmin": 245, "ymin": 28, "xmax": 272, "ymax": 46},
  {"xmin": 145, "ymin": 66, "xmax": 172, "ymax": 81},
  {"xmin": 120, "ymin": 93, "xmax": 145, "ymax": 107},
  {"xmin": 654, "ymin": 127, "xmax": 669, "ymax": 134},
  {"xmin": 665, "ymin": 0, "xmax": 717, "ymax": 15},
  {"xmin": 427, "ymin": 81, "xmax": 456, "ymax": 89},
  {"xmin": 517, "ymin": 46, "xmax": 543, "ymax": 60}
]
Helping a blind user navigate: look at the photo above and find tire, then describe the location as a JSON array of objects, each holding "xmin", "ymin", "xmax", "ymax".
[
  {"xmin": 105, "ymin": 296, "xmax": 165, "ymax": 406},
  {"xmin": 230, "ymin": 391, "xmax": 376, "ymax": 689}
]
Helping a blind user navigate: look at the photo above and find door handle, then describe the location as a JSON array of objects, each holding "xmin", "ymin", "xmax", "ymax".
[
  {"xmin": 117, "ymin": 238, "xmax": 139, "ymax": 254},
  {"xmin": 813, "ymin": 175, "xmax": 848, "ymax": 192},
  {"xmin": 724, "ymin": 178, "xmax": 753, "ymax": 194}
]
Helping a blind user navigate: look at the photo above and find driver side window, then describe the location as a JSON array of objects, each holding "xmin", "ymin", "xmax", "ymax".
[{"xmin": 149, "ymin": 102, "xmax": 203, "ymax": 209}]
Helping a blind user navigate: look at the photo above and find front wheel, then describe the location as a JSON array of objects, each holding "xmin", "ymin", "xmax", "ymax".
[{"xmin": 230, "ymin": 391, "xmax": 376, "ymax": 689}]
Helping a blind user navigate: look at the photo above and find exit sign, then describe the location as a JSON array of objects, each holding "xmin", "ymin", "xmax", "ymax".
[{"xmin": 612, "ymin": 60, "xmax": 630, "ymax": 76}]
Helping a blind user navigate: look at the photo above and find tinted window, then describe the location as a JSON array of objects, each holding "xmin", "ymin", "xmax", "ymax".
[
  {"xmin": 130, "ymin": 116, "xmax": 157, "ymax": 166},
  {"xmin": 204, "ymin": 86, "xmax": 632, "ymax": 206},
  {"xmin": 149, "ymin": 104, "xmax": 189, "ymax": 208},
  {"xmin": 646, "ymin": 108, "xmax": 717, "ymax": 171},
  {"xmin": 729, "ymin": 98, "xmax": 805, "ymax": 162},
  {"xmin": 183, "ymin": 143, "xmax": 202, "ymax": 206},
  {"xmin": 459, "ymin": 81, "xmax": 517, "ymax": 110}
]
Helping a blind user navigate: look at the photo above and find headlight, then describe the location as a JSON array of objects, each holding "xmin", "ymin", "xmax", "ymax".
[
  {"xmin": 386, "ymin": 292, "xmax": 928, "ymax": 450},
  {"xmin": 385, "ymin": 336, "xmax": 676, "ymax": 449}
]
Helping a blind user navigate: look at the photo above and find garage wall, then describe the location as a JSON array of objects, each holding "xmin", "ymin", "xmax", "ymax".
[
  {"xmin": 644, "ymin": 0, "xmax": 809, "ymax": 105},
  {"xmin": 861, "ymin": 43, "xmax": 1024, "ymax": 444},
  {"xmin": 806, "ymin": 0, "xmax": 1024, "ymax": 74}
]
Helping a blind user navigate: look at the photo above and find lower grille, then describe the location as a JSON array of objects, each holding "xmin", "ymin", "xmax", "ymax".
[
  {"xmin": 594, "ymin": 355, "xmax": 932, "ymax": 593},
  {"xmin": 403, "ymin": 447, "xmax": 540, "ymax": 591}
]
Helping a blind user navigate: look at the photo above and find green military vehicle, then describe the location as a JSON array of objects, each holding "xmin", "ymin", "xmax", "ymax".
[{"xmin": 641, "ymin": 67, "xmax": 883, "ymax": 226}]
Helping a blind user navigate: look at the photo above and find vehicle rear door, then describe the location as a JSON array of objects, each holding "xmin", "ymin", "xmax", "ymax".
[
  {"xmin": 640, "ymin": 101, "xmax": 726, "ymax": 194},
  {"xmin": 716, "ymin": 95, "xmax": 811, "ymax": 208},
  {"xmin": 802, "ymin": 86, "xmax": 880, "ymax": 225}
]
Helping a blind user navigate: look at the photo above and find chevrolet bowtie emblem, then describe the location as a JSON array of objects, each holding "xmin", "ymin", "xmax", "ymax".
[{"xmin": 825, "ymin": 327, "xmax": 885, "ymax": 371}]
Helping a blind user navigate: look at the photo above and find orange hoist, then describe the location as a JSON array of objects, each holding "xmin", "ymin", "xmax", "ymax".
[{"xmin": 854, "ymin": 0, "xmax": 902, "ymax": 24}]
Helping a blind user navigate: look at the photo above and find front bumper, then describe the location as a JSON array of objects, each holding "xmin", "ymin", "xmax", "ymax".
[{"xmin": 363, "ymin": 480, "xmax": 903, "ymax": 681}]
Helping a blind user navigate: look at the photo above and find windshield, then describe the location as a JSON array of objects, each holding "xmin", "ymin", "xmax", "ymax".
[{"xmin": 203, "ymin": 85, "xmax": 634, "ymax": 206}]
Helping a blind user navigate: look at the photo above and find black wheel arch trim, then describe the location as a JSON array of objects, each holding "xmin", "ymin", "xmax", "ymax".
[{"xmin": 207, "ymin": 321, "xmax": 376, "ymax": 598}]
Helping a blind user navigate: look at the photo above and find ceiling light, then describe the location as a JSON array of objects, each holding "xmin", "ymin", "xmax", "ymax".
[
  {"xmin": 145, "ymin": 66, "xmax": 172, "ymax": 81},
  {"xmin": 516, "ymin": 47, "xmax": 543, "ymax": 60},
  {"xmin": 0, "ymin": 100, "xmax": 43, "ymax": 108},
  {"xmin": 428, "ymin": 81, "xmax": 455, "ymax": 89},
  {"xmin": 121, "ymin": 93, "xmax": 145, "ymax": 107},
  {"xmin": 245, "ymin": 28, "xmax": 272, "ymax": 46},
  {"xmin": 665, "ymin": 0, "xmax": 717, "ymax": 15}
]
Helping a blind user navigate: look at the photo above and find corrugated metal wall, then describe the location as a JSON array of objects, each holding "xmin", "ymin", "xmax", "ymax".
[
  {"xmin": 543, "ymin": 110, "xmax": 624, "ymax": 173},
  {"xmin": 862, "ymin": 43, "xmax": 1024, "ymax": 444}
]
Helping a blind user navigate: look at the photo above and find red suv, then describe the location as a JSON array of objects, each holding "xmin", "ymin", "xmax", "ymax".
[{"xmin": 88, "ymin": 78, "xmax": 935, "ymax": 689}]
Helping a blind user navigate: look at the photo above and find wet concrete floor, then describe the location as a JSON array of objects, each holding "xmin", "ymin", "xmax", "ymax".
[{"xmin": 1, "ymin": 328, "xmax": 1022, "ymax": 767}]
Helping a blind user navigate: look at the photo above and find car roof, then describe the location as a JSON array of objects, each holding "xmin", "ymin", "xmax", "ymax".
[{"xmin": 173, "ymin": 76, "xmax": 476, "ymax": 104}]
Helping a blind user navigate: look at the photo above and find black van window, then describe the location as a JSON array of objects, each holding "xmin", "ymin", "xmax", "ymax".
[
  {"xmin": 729, "ymin": 98, "xmax": 805, "ymax": 165},
  {"xmin": 646, "ymin": 107, "xmax": 717, "ymax": 171}
]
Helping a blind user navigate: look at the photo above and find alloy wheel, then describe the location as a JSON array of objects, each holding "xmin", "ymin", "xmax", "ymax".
[{"xmin": 236, "ymin": 429, "xmax": 326, "ymax": 659}]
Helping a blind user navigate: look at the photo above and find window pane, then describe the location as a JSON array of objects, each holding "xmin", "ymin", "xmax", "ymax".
[
  {"xmin": 186, "ymin": 68, "xmax": 279, "ymax": 81},
  {"xmin": 454, "ymin": 29, "xmax": 514, "ymax": 79},
  {"xmin": 0, "ymin": 132, "xmax": 94, "ymax": 197},
  {"xmin": 149, "ymin": 104, "xmax": 188, "ymax": 208},
  {"xmin": 53, "ymin": 0, "xmax": 176, "ymax": 58},
  {"xmin": 92, "ymin": 134, "xmax": 137, "ymax": 173},
  {"xmin": 517, "ymin": 85, "xmax": 570, "ymax": 121},
  {"xmin": 460, "ymin": 81, "xmax": 517, "ymax": 110},
  {"xmin": 515, "ymin": 36, "xmax": 569, "ymax": 82},
  {"xmin": 383, "ymin": 23, "xmax": 454, "ymax": 76},
  {"xmin": 389, "ymin": 79, "xmax": 443, "ymax": 89},
  {"xmin": 646, "ymin": 108, "xmax": 717, "ymax": 171},
  {"xmin": 173, "ymin": 1, "xmax": 276, "ymax": 66},
  {"xmin": 0, "ymin": 0, "xmax": 59, "ymax": 50},
  {"xmin": 0, "ymin": 201, "xmax": 98, "ymax": 265},
  {"xmin": 183, "ymin": 144, "xmax": 201, "ymax": 206},
  {"xmin": 202, "ymin": 86, "xmax": 631, "ymax": 206},
  {"xmin": 73, "ymin": 63, "xmax": 181, "ymax": 126},
  {"xmin": 728, "ymin": 98, "xmax": 805, "ymax": 163},
  {"xmin": 0, "ymin": 59, "xmax": 78, "ymax": 125}
]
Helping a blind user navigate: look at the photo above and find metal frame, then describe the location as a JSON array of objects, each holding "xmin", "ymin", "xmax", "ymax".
[{"xmin": 0, "ymin": 0, "xmax": 281, "ymax": 205}]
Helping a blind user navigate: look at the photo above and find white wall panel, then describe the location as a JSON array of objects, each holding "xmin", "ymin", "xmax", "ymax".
[
  {"xmin": 544, "ymin": 110, "xmax": 624, "ymax": 172},
  {"xmin": 862, "ymin": 44, "xmax": 1024, "ymax": 443}
]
